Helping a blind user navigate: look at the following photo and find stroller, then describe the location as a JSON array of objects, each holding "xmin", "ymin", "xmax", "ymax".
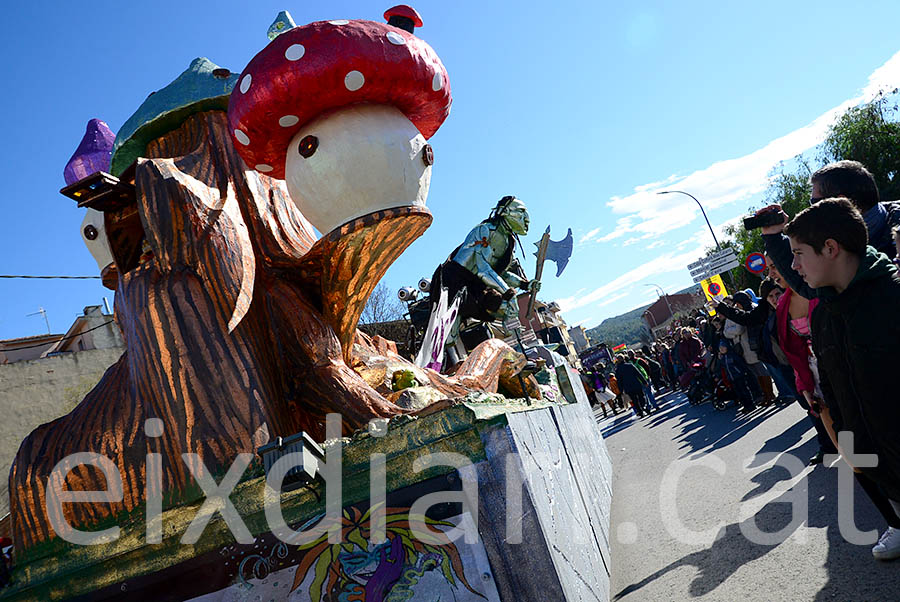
[
  {"xmin": 710, "ymin": 376, "xmax": 737, "ymax": 410},
  {"xmin": 684, "ymin": 362, "xmax": 715, "ymax": 405}
]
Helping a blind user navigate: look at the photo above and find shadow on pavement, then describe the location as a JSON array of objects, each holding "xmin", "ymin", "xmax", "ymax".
[
  {"xmin": 746, "ymin": 416, "xmax": 816, "ymax": 469},
  {"xmin": 596, "ymin": 390, "xmax": 683, "ymax": 438},
  {"xmin": 613, "ymin": 440, "xmax": 899, "ymax": 601},
  {"xmin": 669, "ymin": 397, "xmax": 797, "ymax": 459}
]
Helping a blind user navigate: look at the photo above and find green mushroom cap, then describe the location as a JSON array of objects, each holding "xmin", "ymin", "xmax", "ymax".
[{"xmin": 110, "ymin": 57, "xmax": 239, "ymax": 176}]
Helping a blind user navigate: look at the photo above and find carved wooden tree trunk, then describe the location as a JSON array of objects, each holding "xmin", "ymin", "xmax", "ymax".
[
  {"xmin": 9, "ymin": 111, "xmax": 422, "ymax": 552},
  {"xmin": 9, "ymin": 109, "xmax": 524, "ymax": 555}
]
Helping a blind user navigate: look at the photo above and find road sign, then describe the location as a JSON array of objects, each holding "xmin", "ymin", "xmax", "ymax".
[
  {"xmin": 700, "ymin": 274, "xmax": 729, "ymax": 316},
  {"xmin": 686, "ymin": 248, "xmax": 739, "ymax": 282},
  {"xmin": 706, "ymin": 248, "xmax": 737, "ymax": 262},
  {"xmin": 745, "ymin": 252, "xmax": 766, "ymax": 274},
  {"xmin": 706, "ymin": 258, "xmax": 741, "ymax": 272},
  {"xmin": 693, "ymin": 260, "xmax": 740, "ymax": 282}
]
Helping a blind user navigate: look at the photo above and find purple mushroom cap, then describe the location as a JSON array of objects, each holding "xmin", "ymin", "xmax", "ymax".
[{"xmin": 64, "ymin": 118, "xmax": 115, "ymax": 185}]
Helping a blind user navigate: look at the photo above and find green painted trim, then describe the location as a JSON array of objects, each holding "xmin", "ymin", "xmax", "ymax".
[
  {"xmin": 3, "ymin": 403, "xmax": 477, "ymax": 599},
  {"xmin": 1, "ymin": 399, "xmax": 560, "ymax": 600}
]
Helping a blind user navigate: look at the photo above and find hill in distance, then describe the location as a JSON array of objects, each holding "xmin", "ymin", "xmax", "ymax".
[{"xmin": 584, "ymin": 284, "xmax": 701, "ymax": 346}]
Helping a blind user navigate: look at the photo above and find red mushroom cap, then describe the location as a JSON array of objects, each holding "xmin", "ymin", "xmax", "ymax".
[
  {"xmin": 384, "ymin": 5, "xmax": 423, "ymax": 28},
  {"xmin": 227, "ymin": 14, "xmax": 451, "ymax": 179}
]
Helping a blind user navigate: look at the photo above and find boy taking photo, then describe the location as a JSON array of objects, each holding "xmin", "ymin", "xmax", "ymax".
[{"xmin": 784, "ymin": 198, "xmax": 900, "ymax": 531}]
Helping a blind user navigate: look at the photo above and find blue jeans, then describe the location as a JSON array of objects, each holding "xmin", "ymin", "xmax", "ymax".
[
  {"xmin": 764, "ymin": 362, "xmax": 798, "ymax": 399},
  {"xmin": 643, "ymin": 384, "xmax": 659, "ymax": 410}
]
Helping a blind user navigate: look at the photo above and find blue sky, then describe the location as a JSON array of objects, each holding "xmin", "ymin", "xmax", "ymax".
[{"xmin": 3, "ymin": 1, "xmax": 900, "ymax": 339}]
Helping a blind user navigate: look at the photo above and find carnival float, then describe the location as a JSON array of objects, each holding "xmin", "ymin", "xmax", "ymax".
[{"xmin": 2, "ymin": 7, "xmax": 613, "ymax": 601}]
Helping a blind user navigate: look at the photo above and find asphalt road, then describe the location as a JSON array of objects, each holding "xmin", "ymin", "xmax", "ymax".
[{"xmin": 598, "ymin": 389, "xmax": 899, "ymax": 602}]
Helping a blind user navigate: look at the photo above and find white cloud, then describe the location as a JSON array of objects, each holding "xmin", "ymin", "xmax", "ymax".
[
  {"xmin": 601, "ymin": 50, "xmax": 900, "ymax": 241},
  {"xmin": 559, "ymin": 53, "xmax": 900, "ymax": 328},
  {"xmin": 592, "ymin": 216, "xmax": 634, "ymax": 242},
  {"xmin": 579, "ymin": 227, "xmax": 603, "ymax": 245},
  {"xmin": 597, "ymin": 291, "xmax": 630, "ymax": 308},
  {"xmin": 677, "ymin": 215, "xmax": 745, "ymax": 253},
  {"xmin": 597, "ymin": 230, "xmax": 627, "ymax": 242},
  {"xmin": 557, "ymin": 243, "xmax": 705, "ymax": 314}
]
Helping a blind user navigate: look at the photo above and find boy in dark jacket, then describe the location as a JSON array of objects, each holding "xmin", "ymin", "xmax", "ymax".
[{"xmin": 785, "ymin": 199, "xmax": 900, "ymax": 547}]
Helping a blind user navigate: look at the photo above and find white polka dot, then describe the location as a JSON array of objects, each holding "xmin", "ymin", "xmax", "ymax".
[
  {"xmin": 329, "ymin": 20, "xmax": 349, "ymax": 25},
  {"xmin": 255, "ymin": 164, "xmax": 274, "ymax": 172},
  {"xmin": 345, "ymin": 70, "xmax": 365, "ymax": 91},
  {"xmin": 386, "ymin": 31, "xmax": 406, "ymax": 45},
  {"xmin": 278, "ymin": 115, "xmax": 299, "ymax": 127},
  {"xmin": 432, "ymin": 71, "xmax": 443, "ymax": 92},
  {"xmin": 285, "ymin": 44, "xmax": 305, "ymax": 61},
  {"xmin": 234, "ymin": 129, "xmax": 250, "ymax": 146}
]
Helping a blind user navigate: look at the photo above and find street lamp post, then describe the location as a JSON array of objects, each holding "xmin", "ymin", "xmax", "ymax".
[
  {"xmin": 657, "ymin": 190, "xmax": 736, "ymax": 289},
  {"xmin": 644, "ymin": 283, "xmax": 673, "ymax": 320}
]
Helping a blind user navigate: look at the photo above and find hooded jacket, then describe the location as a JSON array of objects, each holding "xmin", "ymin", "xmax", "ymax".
[
  {"xmin": 811, "ymin": 247, "xmax": 900, "ymax": 499},
  {"xmin": 677, "ymin": 335, "xmax": 703, "ymax": 368},
  {"xmin": 868, "ymin": 200, "xmax": 900, "ymax": 259}
]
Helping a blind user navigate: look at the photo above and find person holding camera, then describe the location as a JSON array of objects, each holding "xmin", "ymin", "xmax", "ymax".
[
  {"xmin": 748, "ymin": 161, "xmax": 900, "ymax": 264},
  {"xmin": 761, "ymin": 198, "xmax": 900, "ymax": 560}
]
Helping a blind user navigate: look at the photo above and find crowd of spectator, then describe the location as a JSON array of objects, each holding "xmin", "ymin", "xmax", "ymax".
[{"xmin": 583, "ymin": 160, "xmax": 900, "ymax": 562}]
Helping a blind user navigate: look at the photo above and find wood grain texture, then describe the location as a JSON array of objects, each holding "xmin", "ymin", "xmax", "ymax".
[
  {"xmin": 7, "ymin": 111, "xmax": 415, "ymax": 553},
  {"xmin": 9, "ymin": 110, "xmax": 536, "ymax": 556},
  {"xmin": 294, "ymin": 206, "xmax": 431, "ymax": 364}
]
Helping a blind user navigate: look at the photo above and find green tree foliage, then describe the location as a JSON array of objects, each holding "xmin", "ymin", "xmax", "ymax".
[
  {"xmin": 723, "ymin": 90, "xmax": 898, "ymax": 294},
  {"xmin": 585, "ymin": 304, "xmax": 651, "ymax": 347},
  {"xmin": 723, "ymin": 162, "xmax": 811, "ymax": 292},
  {"xmin": 820, "ymin": 89, "xmax": 900, "ymax": 200}
]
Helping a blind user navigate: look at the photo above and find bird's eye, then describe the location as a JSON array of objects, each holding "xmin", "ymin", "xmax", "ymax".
[
  {"xmin": 83, "ymin": 225, "xmax": 98, "ymax": 240},
  {"xmin": 298, "ymin": 135, "xmax": 319, "ymax": 158},
  {"xmin": 422, "ymin": 144, "xmax": 434, "ymax": 166}
]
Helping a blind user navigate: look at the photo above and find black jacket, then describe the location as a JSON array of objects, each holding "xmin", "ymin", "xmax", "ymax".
[
  {"xmin": 812, "ymin": 248, "xmax": 900, "ymax": 499},
  {"xmin": 713, "ymin": 302, "xmax": 771, "ymax": 358},
  {"xmin": 615, "ymin": 362, "xmax": 648, "ymax": 394},
  {"xmin": 873, "ymin": 200, "xmax": 900, "ymax": 259}
]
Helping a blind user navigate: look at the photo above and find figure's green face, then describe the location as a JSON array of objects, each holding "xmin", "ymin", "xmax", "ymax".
[{"xmin": 501, "ymin": 198, "xmax": 529, "ymax": 235}]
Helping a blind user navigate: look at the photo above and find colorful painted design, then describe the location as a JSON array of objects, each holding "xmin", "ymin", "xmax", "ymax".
[
  {"xmin": 186, "ymin": 509, "xmax": 499, "ymax": 602},
  {"xmin": 290, "ymin": 506, "xmax": 483, "ymax": 602}
]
